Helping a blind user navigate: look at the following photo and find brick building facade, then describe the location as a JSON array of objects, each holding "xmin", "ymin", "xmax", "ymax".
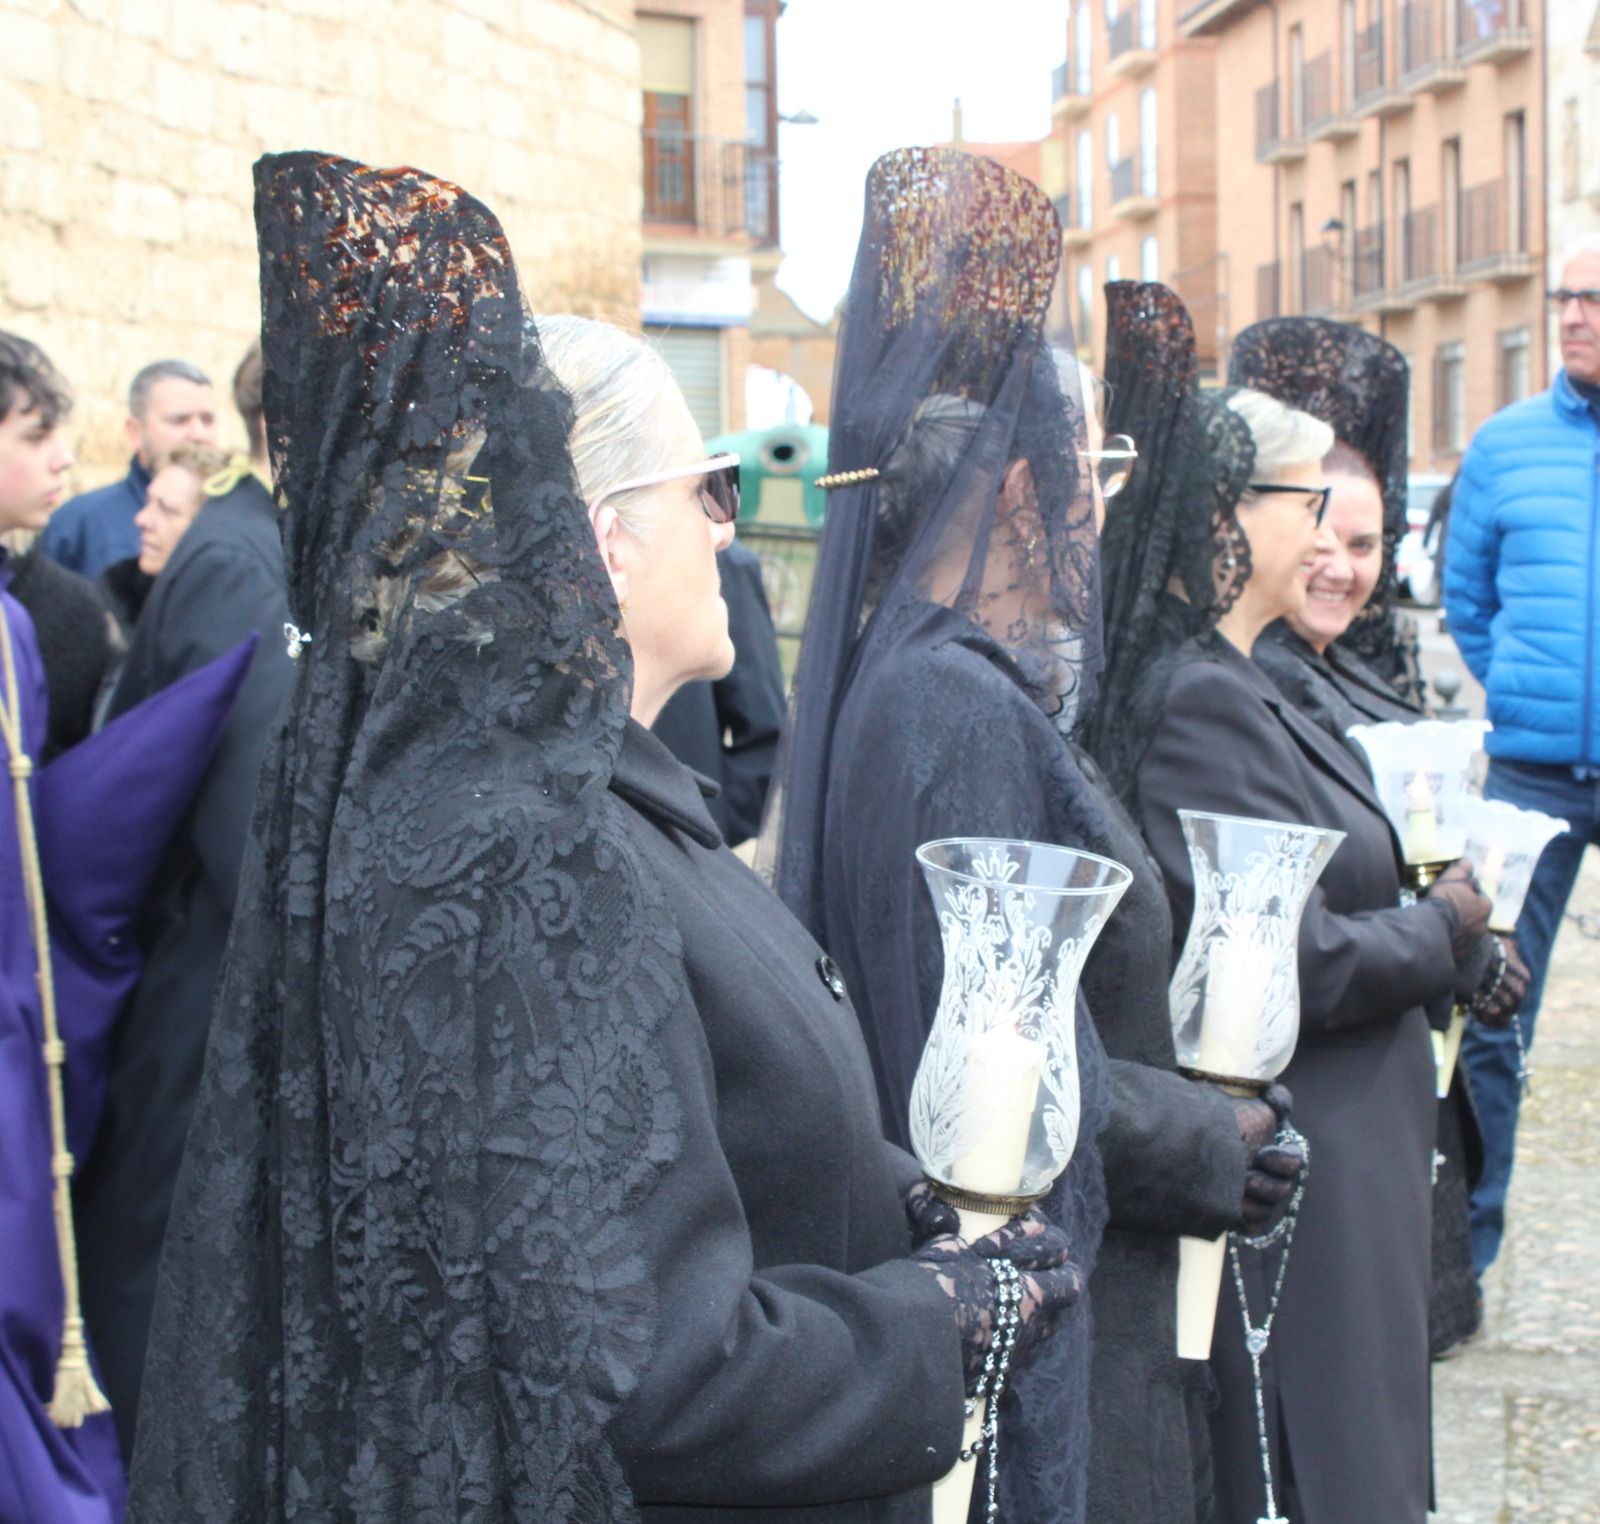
[
  {"xmin": 1181, "ymin": 0, "xmax": 1547, "ymax": 474},
  {"xmin": 0, "ymin": 0, "xmax": 643, "ymax": 484}
]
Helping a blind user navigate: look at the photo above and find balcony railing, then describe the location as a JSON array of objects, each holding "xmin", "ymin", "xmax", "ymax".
[
  {"xmin": 1109, "ymin": 4, "xmax": 1159, "ymax": 73},
  {"xmin": 1398, "ymin": 1, "xmax": 1465, "ymax": 89},
  {"xmin": 1053, "ymin": 57, "xmax": 1092, "ymax": 114},
  {"xmin": 1052, "ymin": 60, "xmax": 1069, "ymax": 101},
  {"xmin": 1458, "ymin": 179, "xmax": 1533, "ymax": 279},
  {"xmin": 1353, "ymin": 18, "xmax": 1411, "ymax": 116},
  {"xmin": 643, "ymin": 131, "xmax": 779, "ymax": 245},
  {"xmin": 1303, "ymin": 51, "xmax": 1356, "ymax": 139},
  {"xmin": 1256, "ymin": 81, "xmax": 1305, "ymax": 163},
  {"xmin": 1398, "ymin": 203, "xmax": 1467, "ymax": 299},
  {"xmin": 1110, "ymin": 155, "xmax": 1159, "ymax": 215},
  {"xmin": 1455, "ymin": 0, "xmax": 1532, "ymax": 63},
  {"xmin": 1302, "ymin": 246, "xmax": 1341, "ymax": 317},
  {"xmin": 1351, "ymin": 226, "xmax": 1386, "ymax": 300},
  {"xmin": 1054, "ymin": 190, "xmax": 1094, "ymax": 246},
  {"xmin": 1256, "ymin": 261, "xmax": 1281, "ymax": 321}
]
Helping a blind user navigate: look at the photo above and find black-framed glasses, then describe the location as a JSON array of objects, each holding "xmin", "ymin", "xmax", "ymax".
[
  {"xmin": 1548, "ymin": 288, "xmax": 1600, "ymax": 314},
  {"xmin": 1246, "ymin": 482, "xmax": 1330, "ymax": 525},
  {"xmin": 591, "ymin": 452, "xmax": 741, "ymax": 525},
  {"xmin": 1082, "ymin": 433, "xmax": 1138, "ymax": 499}
]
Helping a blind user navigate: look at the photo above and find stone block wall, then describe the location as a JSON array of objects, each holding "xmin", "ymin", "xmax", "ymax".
[{"xmin": 0, "ymin": 0, "xmax": 643, "ymax": 483}]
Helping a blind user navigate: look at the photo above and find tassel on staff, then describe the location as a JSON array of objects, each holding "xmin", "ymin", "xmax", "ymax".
[{"xmin": 0, "ymin": 613, "xmax": 110, "ymax": 1427}]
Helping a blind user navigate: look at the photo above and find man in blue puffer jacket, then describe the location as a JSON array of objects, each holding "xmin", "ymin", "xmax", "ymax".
[{"xmin": 1445, "ymin": 234, "xmax": 1600, "ymax": 1284}]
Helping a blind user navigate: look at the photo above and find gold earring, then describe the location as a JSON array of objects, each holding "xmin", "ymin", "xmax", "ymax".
[{"xmin": 619, "ymin": 595, "xmax": 630, "ymax": 616}]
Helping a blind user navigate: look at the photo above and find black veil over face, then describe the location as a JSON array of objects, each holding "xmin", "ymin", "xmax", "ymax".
[
  {"xmin": 130, "ymin": 154, "xmax": 687, "ymax": 1522},
  {"xmin": 1082, "ymin": 281, "xmax": 1255, "ymax": 801},
  {"xmin": 1227, "ymin": 317, "xmax": 1410, "ymax": 682},
  {"xmin": 764, "ymin": 146, "xmax": 1098, "ymax": 928}
]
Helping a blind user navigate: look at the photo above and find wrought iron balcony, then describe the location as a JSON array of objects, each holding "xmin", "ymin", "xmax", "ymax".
[
  {"xmin": 1353, "ymin": 19, "xmax": 1412, "ymax": 118},
  {"xmin": 1109, "ymin": 155, "xmax": 1159, "ymax": 218},
  {"xmin": 643, "ymin": 130, "xmax": 779, "ymax": 246},
  {"xmin": 1455, "ymin": 0, "xmax": 1532, "ymax": 64},
  {"xmin": 1398, "ymin": 1, "xmax": 1465, "ymax": 93},
  {"xmin": 1458, "ymin": 179, "xmax": 1533, "ymax": 281},
  {"xmin": 1302, "ymin": 52, "xmax": 1357, "ymax": 141},
  {"xmin": 1255, "ymin": 81, "xmax": 1305, "ymax": 164},
  {"xmin": 1397, "ymin": 204, "xmax": 1467, "ymax": 302}
]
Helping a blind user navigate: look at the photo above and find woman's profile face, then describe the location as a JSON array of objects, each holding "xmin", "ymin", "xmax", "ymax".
[
  {"xmin": 614, "ymin": 386, "xmax": 737, "ymax": 693},
  {"xmin": 134, "ymin": 464, "xmax": 205, "ymax": 575},
  {"xmin": 1233, "ymin": 458, "xmax": 1329, "ymax": 622},
  {"xmin": 1286, "ymin": 471, "xmax": 1384, "ymax": 653}
]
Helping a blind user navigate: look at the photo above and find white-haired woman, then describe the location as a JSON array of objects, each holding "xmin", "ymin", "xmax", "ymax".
[{"xmin": 1104, "ymin": 377, "xmax": 1490, "ymax": 1524}]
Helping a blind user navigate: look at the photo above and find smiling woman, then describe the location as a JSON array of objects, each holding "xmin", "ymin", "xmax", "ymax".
[{"xmin": 1289, "ymin": 440, "xmax": 1385, "ymax": 654}]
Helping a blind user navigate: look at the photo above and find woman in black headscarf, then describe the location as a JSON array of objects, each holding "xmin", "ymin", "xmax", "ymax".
[
  {"xmin": 1090, "ymin": 283, "xmax": 1492, "ymax": 1524},
  {"xmin": 767, "ymin": 150, "xmax": 1287, "ymax": 1524},
  {"xmin": 126, "ymin": 153, "xmax": 1087, "ymax": 1524},
  {"xmin": 1228, "ymin": 318, "xmax": 1528, "ymax": 1357}
]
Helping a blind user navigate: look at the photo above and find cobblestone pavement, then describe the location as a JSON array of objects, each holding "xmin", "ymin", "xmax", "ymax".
[{"xmin": 1430, "ymin": 848, "xmax": 1600, "ymax": 1523}]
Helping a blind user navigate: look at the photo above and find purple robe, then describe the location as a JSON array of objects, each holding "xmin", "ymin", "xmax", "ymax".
[{"xmin": 0, "ymin": 574, "xmax": 255, "ymax": 1524}]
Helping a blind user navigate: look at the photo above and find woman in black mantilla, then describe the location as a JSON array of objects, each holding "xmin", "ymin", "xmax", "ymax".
[
  {"xmin": 1227, "ymin": 317, "xmax": 1528, "ymax": 1357},
  {"xmin": 1089, "ymin": 281, "xmax": 1494, "ymax": 1524},
  {"xmin": 126, "ymin": 153, "xmax": 1087, "ymax": 1524},
  {"xmin": 765, "ymin": 150, "xmax": 1292, "ymax": 1524}
]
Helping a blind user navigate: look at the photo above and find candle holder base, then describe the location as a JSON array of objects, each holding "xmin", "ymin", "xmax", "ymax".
[
  {"xmin": 1178, "ymin": 1065, "xmax": 1269, "ymax": 1099},
  {"xmin": 926, "ymin": 1177, "xmax": 1052, "ymax": 1218},
  {"xmin": 1403, "ymin": 857, "xmax": 1454, "ymax": 892}
]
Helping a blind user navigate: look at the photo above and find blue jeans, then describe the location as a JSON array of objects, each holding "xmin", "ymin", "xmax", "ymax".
[{"xmin": 1462, "ymin": 758, "xmax": 1600, "ymax": 1276}]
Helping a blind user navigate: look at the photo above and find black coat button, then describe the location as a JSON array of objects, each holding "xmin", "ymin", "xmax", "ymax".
[{"xmin": 816, "ymin": 954, "xmax": 846, "ymax": 1001}]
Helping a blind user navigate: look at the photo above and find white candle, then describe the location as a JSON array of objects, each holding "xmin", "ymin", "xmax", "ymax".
[
  {"xmin": 1197, "ymin": 932, "xmax": 1270, "ymax": 1078},
  {"xmin": 1176, "ymin": 1232, "xmax": 1229, "ymax": 1359},
  {"xmin": 951, "ymin": 1028, "xmax": 1044, "ymax": 1197},
  {"xmin": 1478, "ymin": 845, "xmax": 1508, "ymax": 927},
  {"xmin": 1403, "ymin": 770, "xmax": 1443, "ymax": 864}
]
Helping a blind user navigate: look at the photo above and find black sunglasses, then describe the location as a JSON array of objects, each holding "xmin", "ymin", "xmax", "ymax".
[
  {"xmin": 1548, "ymin": 288, "xmax": 1600, "ymax": 312},
  {"xmin": 1246, "ymin": 482, "xmax": 1330, "ymax": 525},
  {"xmin": 591, "ymin": 453, "xmax": 742, "ymax": 525}
]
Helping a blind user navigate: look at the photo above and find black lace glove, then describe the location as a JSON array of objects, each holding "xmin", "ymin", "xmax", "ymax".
[
  {"xmin": 1228, "ymin": 1083, "xmax": 1304, "ymax": 1229},
  {"xmin": 1470, "ymin": 934, "xmax": 1531, "ymax": 1030},
  {"xmin": 912, "ymin": 1208, "xmax": 1085, "ymax": 1392},
  {"xmin": 904, "ymin": 1179, "xmax": 960, "ymax": 1247},
  {"xmin": 1425, "ymin": 860, "xmax": 1493, "ymax": 959}
]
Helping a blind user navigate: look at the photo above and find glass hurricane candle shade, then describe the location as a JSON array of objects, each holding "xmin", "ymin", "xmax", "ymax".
[
  {"xmin": 1167, "ymin": 810, "xmax": 1345, "ymax": 1361},
  {"xmin": 911, "ymin": 838, "xmax": 1133, "ymax": 1220},
  {"xmin": 1459, "ymin": 796, "xmax": 1571, "ymax": 934},
  {"xmin": 1346, "ymin": 719, "xmax": 1492, "ymax": 882},
  {"xmin": 911, "ymin": 838, "xmax": 1132, "ymax": 1524}
]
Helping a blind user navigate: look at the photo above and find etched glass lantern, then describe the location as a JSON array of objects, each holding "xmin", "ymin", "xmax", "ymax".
[
  {"xmin": 1346, "ymin": 719, "xmax": 1491, "ymax": 886},
  {"xmin": 911, "ymin": 839, "xmax": 1132, "ymax": 1234},
  {"xmin": 1167, "ymin": 810, "xmax": 1344, "ymax": 1360},
  {"xmin": 911, "ymin": 838, "xmax": 1132, "ymax": 1524}
]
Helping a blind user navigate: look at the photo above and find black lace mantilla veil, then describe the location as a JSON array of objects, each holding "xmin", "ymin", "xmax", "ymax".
[
  {"xmin": 762, "ymin": 147, "xmax": 1107, "ymax": 1523},
  {"xmin": 761, "ymin": 146, "xmax": 1101, "ymax": 928},
  {"xmin": 1227, "ymin": 316, "xmax": 1418, "ymax": 699},
  {"xmin": 1080, "ymin": 281, "xmax": 1256, "ymax": 802},
  {"xmin": 129, "ymin": 154, "xmax": 684, "ymax": 1521}
]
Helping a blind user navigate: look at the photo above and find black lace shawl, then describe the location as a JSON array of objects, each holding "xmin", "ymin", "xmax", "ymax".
[
  {"xmin": 1081, "ymin": 282, "xmax": 1256, "ymax": 802},
  {"xmin": 765, "ymin": 148, "xmax": 1108, "ymax": 1524},
  {"xmin": 1227, "ymin": 317, "xmax": 1417, "ymax": 699},
  {"xmin": 129, "ymin": 154, "xmax": 683, "ymax": 1522}
]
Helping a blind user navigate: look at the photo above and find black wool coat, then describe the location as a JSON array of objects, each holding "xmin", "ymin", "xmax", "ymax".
[
  {"xmin": 607, "ymin": 720, "xmax": 964, "ymax": 1522},
  {"xmin": 74, "ymin": 478, "xmax": 295, "ymax": 1459},
  {"xmin": 1254, "ymin": 621, "xmax": 1486, "ymax": 1357},
  {"xmin": 1138, "ymin": 636, "xmax": 1458, "ymax": 1524}
]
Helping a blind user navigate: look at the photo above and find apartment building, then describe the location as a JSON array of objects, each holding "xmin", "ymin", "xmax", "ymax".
[
  {"xmin": 638, "ymin": 0, "xmax": 784, "ymax": 438},
  {"xmin": 1043, "ymin": 0, "xmax": 1222, "ymax": 369},
  {"xmin": 1182, "ymin": 0, "xmax": 1546, "ymax": 473}
]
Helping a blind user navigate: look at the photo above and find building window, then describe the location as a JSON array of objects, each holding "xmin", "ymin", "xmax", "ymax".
[
  {"xmin": 1434, "ymin": 342, "xmax": 1466, "ymax": 454},
  {"xmin": 1498, "ymin": 328, "xmax": 1531, "ymax": 409},
  {"xmin": 1138, "ymin": 0, "xmax": 1157, "ymax": 49},
  {"xmin": 640, "ymin": 14, "xmax": 697, "ymax": 225},
  {"xmin": 1105, "ymin": 112, "xmax": 1120, "ymax": 173},
  {"xmin": 1076, "ymin": 129, "xmax": 1094, "ymax": 227},
  {"xmin": 1077, "ymin": 263, "xmax": 1095, "ymax": 350},
  {"xmin": 1106, "ymin": 252, "xmax": 1122, "ymax": 285},
  {"xmin": 1397, "ymin": 349, "xmax": 1415, "ymax": 460},
  {"xmin": 1564, "ymin": 98, "xmax": 1582, "ymax": 204},
  {"xmin": 1288, "ymin": 25, "xmax": 1305, "ymax": 134},
  {"xmin": 1139, "ymin": 88, "xmax": 1158, "ymax": 195},
  {"xmin": 1289, "ymin": 201, "xmax": 1305, "ymax": 313},
  {"xmin": 744, "ymin": 9, "xmax": 771, "ymax": 147},
  {"xmin": 1074, "ymin": 1, "xmax": 1092, "ymax": 94},
  {"xmin": 1442, "ymin": 137, "xmax": 1462, "ymax": 271},
  {"xmin": 1340, "ymin": 0, "xmax": 1356, "ymax": 105},
  {"xmin": 1103, "ymin": 0, "xmax": 1116, "ymax": 26},
  {"xmin": 1140, "ymin": 235, "xmax": 1159, "ymax": 282},
  {"xmin": 1504, "ymin": 110, "xmax": 1526, "ymax": 253},
  {"xmin": 1393, "ymin": 159, "xmax": 1412, "ymax": 281}
]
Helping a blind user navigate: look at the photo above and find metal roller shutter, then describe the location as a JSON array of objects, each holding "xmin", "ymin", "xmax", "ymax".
[{"xmin": 645, "ymin": 326, "xmax": 725, "ymax": 441}]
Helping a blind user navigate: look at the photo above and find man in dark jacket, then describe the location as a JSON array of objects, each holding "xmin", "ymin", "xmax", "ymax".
[
  {"xmin": 1445, "ymin": 234, "xmax": 1600, "ymax": 1281},
  {"xmin": 653, "ymin": 540, "xmax": 787, "ymax": 847},
  {"xmin": 73, "ymin": 463, "xmax": 294, "ymax": 1460},
  {"xmin": 38, "ymin": 359, "xmax": 217, "ymax": 578}
]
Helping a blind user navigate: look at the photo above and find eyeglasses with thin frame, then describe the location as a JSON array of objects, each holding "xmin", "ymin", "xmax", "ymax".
[
  {"xmin": 1548, "ymin": 288, "xmax": 1600, "ymax": 314},
  {"xmin": 1082, "ymin": 434, "xmax": 1138, "ymax": 499},
  {"xmin": 1246, "ymin": 482, "xmax": 1330, "ymax": 525},
  {"xmin": 590, "ymin": 452, "xmax": 741, "ymax": 525}
]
